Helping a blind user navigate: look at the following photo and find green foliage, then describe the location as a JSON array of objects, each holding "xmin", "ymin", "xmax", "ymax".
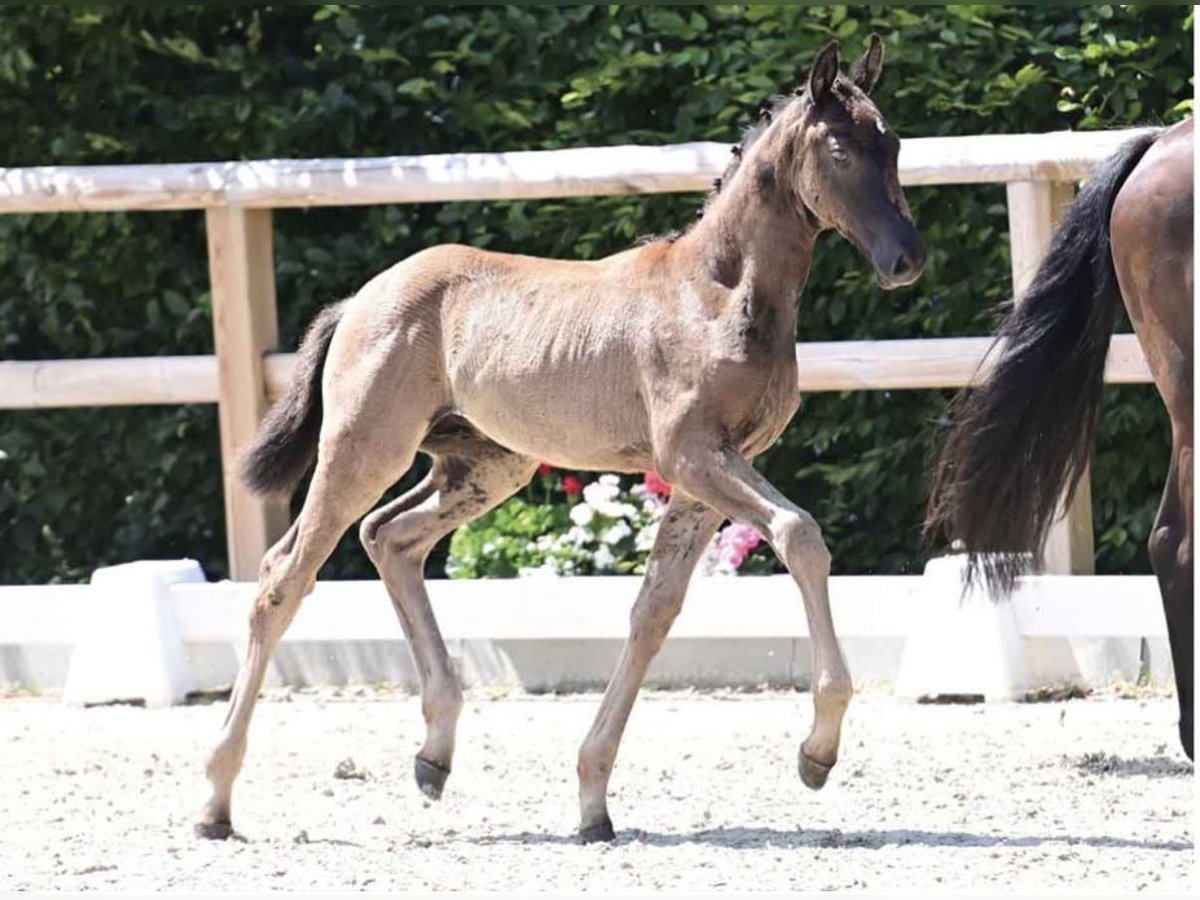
[
  {"xmin": 447, "ymin": 473, "xmax": 774, "ymax": 579},
  {"xmin": 0, "ymin": 5, "xmax": 1189, "ymax": 583},
  {"xmin": 447, "ymin": 474, "xmax": 663, "ymax": 579},
  {"xmin": 447, "ymin": 497, "xmax": 573, "ymax": 580}
]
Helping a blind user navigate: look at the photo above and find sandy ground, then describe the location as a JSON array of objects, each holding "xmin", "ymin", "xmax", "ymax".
[{"xmin": 0, "ymin": 687, "xmax": 1192, "ymax": 892}]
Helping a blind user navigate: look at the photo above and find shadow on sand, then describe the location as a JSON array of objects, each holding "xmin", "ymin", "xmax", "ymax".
[{"xmin": 466, "ymin": 826, "xmax": 1192, "ymax": 853}]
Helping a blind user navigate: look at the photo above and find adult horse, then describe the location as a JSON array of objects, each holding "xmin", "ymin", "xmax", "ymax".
[
  {"xmin": 927, "ymin": 118, "xmax": 1193, "ymax": 759},
  {"xmin": 196, "ymin": 36, "xmax": 926, "ymax": 843}
]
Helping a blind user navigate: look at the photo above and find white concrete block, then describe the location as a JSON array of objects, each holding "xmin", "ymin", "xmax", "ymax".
[
  {"xmin": 63, "ymin": 560, "xmax": 204, "ymax": 707},
  {"xmin": 894, "ymin": 555, "xmax": 1028, "ymax": 702}
]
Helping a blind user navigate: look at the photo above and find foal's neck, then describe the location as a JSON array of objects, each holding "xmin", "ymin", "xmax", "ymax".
[{"xmin": 686, "ymin": 143, "xmax": 818, "ymax": 310}]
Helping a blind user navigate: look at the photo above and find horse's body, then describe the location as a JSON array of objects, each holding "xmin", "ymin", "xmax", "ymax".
[
  {"xmin": 197, "ymin": 37, "xmax": 927, "ymax": 842},
  {"xmin": 928, "ymin": 117, "xmax": 1193, "ymax": 758},
  {"xmin": 348, "ymin": 237, "xmax": 803, "ymax": 477}
]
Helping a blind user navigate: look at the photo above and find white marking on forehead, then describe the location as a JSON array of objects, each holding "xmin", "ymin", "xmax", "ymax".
[{"xmin": 874, "ymin": 116, "xmax": 886, "ymax": 135}]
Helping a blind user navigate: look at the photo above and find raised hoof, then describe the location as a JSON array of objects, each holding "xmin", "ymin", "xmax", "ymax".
[
  {"xmin": 194, "ymin": 818, "xmax": 234, "ymax": 841},
  {"xmin": 798, "ymin": 750, "xmax": 834, "ymax": 791},
  {"xmin": 414, "ymin": 756, "xmax": 451, "ymax": 800},
  {"xmin": 579, "ymin": 816, "xmax": 616, "ymax": 844}
]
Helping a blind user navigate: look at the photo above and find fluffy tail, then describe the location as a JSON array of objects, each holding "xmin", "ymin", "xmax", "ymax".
[
  {"xmin": 240, "ymin": 300, "xmax": 346, "ymax": 497},
  {"xmin": 925, "ymin": 129, "xmax": 1161, "ymax": 593}
]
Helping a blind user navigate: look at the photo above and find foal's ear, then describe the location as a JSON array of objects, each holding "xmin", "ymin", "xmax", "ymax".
[
  {"xmin": 850, "ymin": 33, "xmax": 885, "ymax": 95},
  {"xmin": 807, "ymin": 39, "xmax": 840, "ymax": 102}
]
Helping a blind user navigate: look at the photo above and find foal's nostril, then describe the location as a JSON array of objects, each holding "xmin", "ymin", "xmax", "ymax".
[{"xmin": 890, "ymin": 253, "xmax": 913, "ymax": 279}]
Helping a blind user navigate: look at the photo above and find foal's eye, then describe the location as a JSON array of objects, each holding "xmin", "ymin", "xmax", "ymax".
[{"xmin": 829, "ymin": 143, "xmax": 849, "ymax": 165}]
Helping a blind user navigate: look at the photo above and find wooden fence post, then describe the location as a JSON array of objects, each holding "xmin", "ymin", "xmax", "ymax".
[
  {"xmin": 1005, "ymin": 180, "xmax": 1095, "ymax": 575},
  {"xmin": 205, "ymin": 207, "xmax": 290, "ymax": 581}
]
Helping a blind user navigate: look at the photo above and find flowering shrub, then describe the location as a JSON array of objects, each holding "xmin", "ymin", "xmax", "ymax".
[{"xmin": 446, "ymin": 470, "xmax": 773, "ymax": 579}]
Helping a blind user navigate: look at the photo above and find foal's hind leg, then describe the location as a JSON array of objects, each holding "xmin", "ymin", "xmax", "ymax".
[
  {"xmin": 195, "ymin": 452, "xmax": 415, "ymax": 838},
  {"xmin": 577, "ymin": 494, "xmax": 722, "ymax": 841},
  {"xmin": 360, "ymin": 444, "xmax": 538, "ymax": 799},
  {"xmin": 196, "ymin": 340, "xmax": 441, "ymax": 839}
]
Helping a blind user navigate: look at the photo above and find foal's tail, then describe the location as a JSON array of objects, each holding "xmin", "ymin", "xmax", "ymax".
[
  {"xmin": 240, "ymin": 299, "xmax": 347, "ymax": 498},
  {"xmin": 924, "ymin": 129, "xmax": 1161, "ymax": 593}
]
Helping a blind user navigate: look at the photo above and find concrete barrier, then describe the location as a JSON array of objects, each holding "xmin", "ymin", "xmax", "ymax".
[{"xmin": 0, "ymin": 559, "xmax": 1170, "ymax": 703}]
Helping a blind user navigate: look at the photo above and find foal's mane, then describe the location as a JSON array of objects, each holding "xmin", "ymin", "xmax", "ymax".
[
  {"xmin": 709, "ymin": 93, "xmax": 797, "ymax": 204},
  {"xmin": 640, "ymin": 74, "xmax": 865, "ymax": 245},
  {"xmin": 708, "ymin": 73, "xmax": 871, "ymax": 211}
]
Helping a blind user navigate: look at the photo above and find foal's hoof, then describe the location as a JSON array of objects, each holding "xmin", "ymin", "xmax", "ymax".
[
  {"xmin": 414, "ymin": 756, "xmax": 451, "ymax": 800},
  {"xmin": 194, "ymin": 819, "xmax": 234, "ymax": 841},
  {"xmin": 578, "ymin": 816, "xmax": 616, "ymax": 844},
  {"xmin": 798, "ymin": 750, "xmax": 834, "ymax": 791}
]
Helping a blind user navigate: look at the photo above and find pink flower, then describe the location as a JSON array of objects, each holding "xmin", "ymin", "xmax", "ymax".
[
  {"xmin": 562, "ymin": 475, "xmax": 583, "ymax": 497},
  {"xmin": 717, "ymin": 522, "xmax": 761, "ymax": 570},
  {"xmin": 536, "ymin": 463, "xmax": 555, "ymax": 477},
  {"xmin": 644, "ymin": 470, "xmax": 673, "ymax": 498}
]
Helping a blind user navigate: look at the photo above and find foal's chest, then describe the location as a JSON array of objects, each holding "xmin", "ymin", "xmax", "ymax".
[{"xmin": 705, "ymin": 350, "xmax": 801, "ymax": 458}]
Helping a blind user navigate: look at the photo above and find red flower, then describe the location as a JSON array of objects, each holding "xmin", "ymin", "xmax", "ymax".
[
  {"xmin": 562, "ymin": 475, "xmax": 583, "ymax": 497},
  {"xmin": 536, "ymin": 463, "xmax": 555, "ymax": 477},
  {"xmin": 644, "ymin": 470, "xmax": 673, "ymax": 498}
]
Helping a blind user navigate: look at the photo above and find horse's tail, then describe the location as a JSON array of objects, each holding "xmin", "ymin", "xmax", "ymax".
[
  {"xmin": 240, "ymin": 299, "xmax": 347, "ymax": 498},
  {"xmin": 924, "ymin": 129, "xmax": 1161, "ymax": 593}
]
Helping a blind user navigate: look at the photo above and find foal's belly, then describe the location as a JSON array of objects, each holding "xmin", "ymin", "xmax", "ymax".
[
  {"xmin": 452, "ymin": 393, "xmax": 654, "ymax": 473},
  {"xmin": 447, "ymin": 355, "xmax": 655, "ymax": 473}
]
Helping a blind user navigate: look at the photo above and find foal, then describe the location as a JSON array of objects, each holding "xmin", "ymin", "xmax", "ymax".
[{"xmin": 197, "ymin": 36, "xmax": 925, "ymax": 842}]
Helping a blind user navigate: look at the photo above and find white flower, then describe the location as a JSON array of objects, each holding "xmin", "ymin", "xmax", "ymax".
[
  {"xmin": 565, "ymin": 525, "xmax": 592, "ymax": 547},
  {"xmin": 519, "ymin": 562, "xmax": 561, "ymax": 578},
  {"xmin": 635, "ymin": 521, "xmax": 659, "ymax": 552},
  {"xmin": 601, "ymin": 520, "xmax": 632, "ymax": 545},
  {"xmin": 598, "ymin": 500, "xmax": 640, "ymax": 520},
  {"xmin": 583, "ymin": 479, "xmax": 620, "ymax": 509},
  {"xmin": 593, "ymin": 544, "xmax": 616, "ymax": 572},
  {"xmin": 569, "ymin": 503, "xmax": 594, "ymax": 527},
  {"xmin": 599, "ymin": 474, "xmax": 620, "ymax": 487},
  {"xmin": 697, "ymin": 535, "xmax": 738, "ymax": 576},
  {"xmin": 639, "ymin": 493, "xmax": 666, "ymax": 516}
]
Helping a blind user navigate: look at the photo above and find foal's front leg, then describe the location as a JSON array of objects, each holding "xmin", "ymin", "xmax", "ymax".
[
  {"xmin": 665, "ymin": 442, "xmax": 853, "ymax": 791},
  {"xmin": 577, "ymin": 495, "xmax": 722, "ymax": 841}
]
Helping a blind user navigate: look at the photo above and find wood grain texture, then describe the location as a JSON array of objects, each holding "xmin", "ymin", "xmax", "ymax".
[{"xmin": 0, "ymin": 129, "xmax": 1154, "ymax": 214}]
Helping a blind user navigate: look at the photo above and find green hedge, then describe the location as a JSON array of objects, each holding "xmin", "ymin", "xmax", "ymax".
[{"xmin": 0, "ymin": 5, "xmax": 1191, "ymax": 584}]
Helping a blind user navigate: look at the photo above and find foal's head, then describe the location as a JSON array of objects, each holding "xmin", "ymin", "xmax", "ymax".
[{"xmin": 727, "ymin": 36, "xmax": 926, "ymax": 289}]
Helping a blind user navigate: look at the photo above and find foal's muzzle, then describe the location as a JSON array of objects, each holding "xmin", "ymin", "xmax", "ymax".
[{"xmin": 870, "ymin": 222, "xmax": 926, "ymax": 290}]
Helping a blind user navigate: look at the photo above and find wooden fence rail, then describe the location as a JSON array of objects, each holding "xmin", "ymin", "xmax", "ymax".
[
  {"xmin": 0, "ymin": 129, "xmax": 1154, "ymax": 212},
  {"xmin": 0, "ymin": 334, "xmax": 1154, "ymax": 410},
  {"xmin": 0, "ymin": 128, "xmax": 1157, "ymax": 579}
]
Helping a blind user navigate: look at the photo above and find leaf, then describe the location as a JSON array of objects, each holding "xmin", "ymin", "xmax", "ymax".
[{"xmin": 396, "ymin": 77, "xmax": 434, "ymax": 97}]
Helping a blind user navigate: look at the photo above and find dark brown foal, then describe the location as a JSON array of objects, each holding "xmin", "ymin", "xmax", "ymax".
[{"xmin": 197, "ymin": 36, "xmax": 927, "ymax": 841}]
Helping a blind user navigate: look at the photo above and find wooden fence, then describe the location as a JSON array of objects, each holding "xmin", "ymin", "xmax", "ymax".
[{"xmin": 0, "ymin": 128, "xmax": 1156, "ymax": 580}]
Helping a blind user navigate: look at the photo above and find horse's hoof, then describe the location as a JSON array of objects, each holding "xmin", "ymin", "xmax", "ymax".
[
  {"xmin": 579, "ymin": 816, "xmax": 616, "ymax": 844},
  {"xmin": 194, "ymin": 819, "xmax": 234, "ymax": 841},
  {"xmin": 798, "ymin": 750, "xmax": 834, "ymax": 791},
  {"xmin": 414, "ymin": 756, "xmax": 450, "ymax": 800}
]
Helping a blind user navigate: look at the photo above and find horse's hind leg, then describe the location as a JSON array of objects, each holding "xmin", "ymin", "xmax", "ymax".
[
  {"xmin": 360, "ymin": 443, "xmax": 538, "ymax": 799},
  {"xmin": 196, "ymin": 359, "xmax": 441, "ymax": 839},
  {"xmin": 195, "ymin": 437, "xmax": 426, "ymax": 838},
  {"xmin": 1148, "ymin": 432, "xmax": 1193, "ymax": 760}
]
